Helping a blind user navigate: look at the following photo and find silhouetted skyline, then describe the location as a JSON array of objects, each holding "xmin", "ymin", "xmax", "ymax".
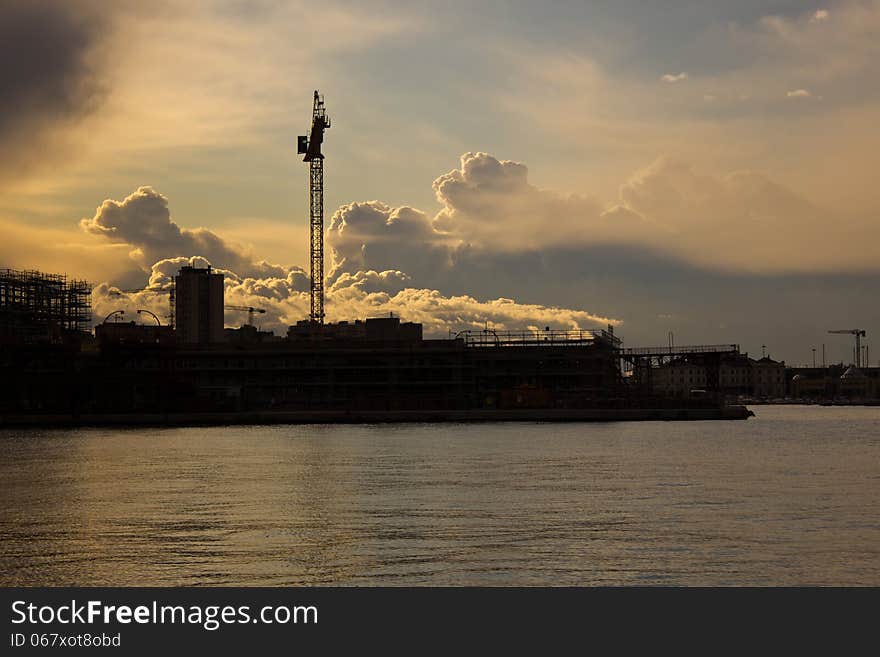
[{"xmin": 1, "ymin": 1, "xmax": 877, "ymax": 364}]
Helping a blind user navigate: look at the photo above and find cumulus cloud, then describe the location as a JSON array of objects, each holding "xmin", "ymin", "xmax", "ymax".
[
  {"xmin": 327, "ymin": 270, "xmax": 412, "ymax": 297},
  {"xmin": 86, "ymin": 151, "xmax": 873, "ymax": 343},
  {"xmin": 82, "ymin": 178, "xmax": 618, "ymax": 335},
  {"xmin": 92, "ymin": 259, "xmax": 616, "ymax": 337},
  {"xmin": 811, "ymin": 9, "xmax": 830, "ymax": 23},
  {"xmin": 661, "ymin": 72, "xmax": 688, "ymax": 82},
  {"xmin": 786, "ymin": 88, "xmax": 812, "ymax": 98},
  {"xmin": 431, "ymin": 152, "xmax": 657, "ymax": 248},
  {"xmin": 327, "ymin": 201, "xmax": 456, "ymax": 280},
  {"xmin": 431, "ymin": 152, "xmax": 546, "ymax": 240},
  {"xmin": 334, "ymin": 287, "xmax": 618, "ymax": 335},
  {"xmin": 330, "ymin": 152, "xmax": 649, "ymax": 271},
  {"xmin": 330, "ymin": 151, "xmax": 873, "ymax": 278},
  {"xmin": 71, "ymin": 150, "xmax": 880, "ymax": 360},
  {"xmin": 91, "ymin": 282, "xmax": 172, "ymax": 327},
  {"xmin": 81, "ymin": 186, "xmax": 299, "ymax": 280}
]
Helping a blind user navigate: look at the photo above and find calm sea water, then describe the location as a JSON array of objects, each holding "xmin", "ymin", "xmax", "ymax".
[{"xmin": 1, "ymin": 406, "xmax": 878, "ymax": 586}]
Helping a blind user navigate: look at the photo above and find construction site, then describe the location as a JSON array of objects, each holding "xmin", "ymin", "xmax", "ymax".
[
  {"xmin": 1, "ymin": 91, "xmax": 873, "ymax": 423},
  {"xmin": 0, "ymin": 269, "xmax": 91, "ymax": 345}
]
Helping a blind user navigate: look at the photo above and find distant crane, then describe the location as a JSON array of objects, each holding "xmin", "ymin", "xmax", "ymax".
[
  {"xmin": 227, "ymin": 305, "xmax": 267, "ymax": 327},
  {"xmin": 828, "ymin": 328, "xmax": 867, "ymax": 368},
  {"xmin": 297, "ymin": 90, "xmax": 331, "ymax": 326}
]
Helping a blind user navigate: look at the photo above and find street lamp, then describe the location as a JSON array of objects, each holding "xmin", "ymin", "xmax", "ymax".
[
  {"xmin": 102, "ymin": 310, "xmax": 125, "ymax": 324},
  {"xmin": 137, "ymin": 309, "xmax": 161, "ymax": 326}
]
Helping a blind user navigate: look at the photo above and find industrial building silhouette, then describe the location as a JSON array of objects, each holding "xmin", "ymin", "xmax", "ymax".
[{"xmin": 2, "ymin": 92, "xmax": 871, "ymax": 423}]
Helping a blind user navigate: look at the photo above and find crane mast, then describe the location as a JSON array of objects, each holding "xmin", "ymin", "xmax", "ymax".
[
  {"xmin": 227, "ymin": 305, "xmax": 267, "ymax": 327},
  {"xmin": 298, "ymin": 91, "xmax": 331, "ymax": 326}
]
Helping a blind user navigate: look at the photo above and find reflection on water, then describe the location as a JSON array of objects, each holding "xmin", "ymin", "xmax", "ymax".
[{"xmin": 1, "ymin": 406, "xmax": 879, "ymax": 585}]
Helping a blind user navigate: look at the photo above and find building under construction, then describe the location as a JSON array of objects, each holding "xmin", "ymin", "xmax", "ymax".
[
  {"xmin": 0, "ymin": 261, "xmax": 754, "ymax": 420},
  {"xmin": 0, "ymin": 269, "xmax": 91, "ymax": 344}
]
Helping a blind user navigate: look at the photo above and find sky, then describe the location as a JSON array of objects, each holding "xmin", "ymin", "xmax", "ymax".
[{"xmin": 1, "ymin": 0, "xmax": 878, "ymax": 365}]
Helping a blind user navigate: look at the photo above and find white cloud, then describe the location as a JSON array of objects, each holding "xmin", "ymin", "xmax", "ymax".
[
  {"xmin": 81, "ymin": 186, "xmax": 301, "ymax": 280},
  {"xmin": 327, "ymin": 151, "xmax": 877, "ymax": 275},
  {"xmin": 429, "ymin": 152, "xmax": 648, "ymax": 249},
  {"xmin": 811, "ymin": 9, "xmax": 830, "ymax": 22},
  {"xmin": 84, "ymin": 174, "xmax": 622, "ymax": 334},
  {"xmin": 84, "ymin": 150, "xmax": 878, "ymax": 337},
  {"xmin": 786, "ymin": 88, "xmax": 812, "ymax": 98},
  {"xmin": 92, "ymin": 260, "xmax": 618, "ymax": 337},
  {"xmin": 326, "ymin": 152, "xmax": 653, "ymax": 283},
  {"xmin": 661, "ymin": 72, "xmax": 688, "ymax": 83}
]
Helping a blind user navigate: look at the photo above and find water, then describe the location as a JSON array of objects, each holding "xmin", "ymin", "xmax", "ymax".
[{"xmin": 1, "ymin": 406, "xmax": 878, "ymax": 586}]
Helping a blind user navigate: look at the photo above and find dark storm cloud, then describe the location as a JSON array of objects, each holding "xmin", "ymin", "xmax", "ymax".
[
  {"xmin": 0, "ymin": 0, "xmax": 110, "ymax": 182},
  {"xmin": 418, "ymin": 243, "xmax": 880, "ymax": 359}
]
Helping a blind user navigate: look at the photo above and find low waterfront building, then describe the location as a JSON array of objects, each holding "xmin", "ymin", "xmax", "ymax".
[
  {"xmin": 96, "ymin": 321, "xmax": 175, "ymax": 345},
  {"xmin": 287, "ymin": 316, "xmax": 423, "ymax": 343},
  {"xmin": 652, "ymin": 354, "xmax": 786, "ymax": 399},
  {"xmin": 224, "ymin": 325, "xmax": 283, "ymax": 344},
  {"xmin": 0, "ymin": 326, "xmax": 626, "ymax": 415},
  {"xmin": 751, "ymin": 356, "xmax": 787, "ymax": 398},
  {"xmin": 789, "ymin": 365, "xmax": 879, "ymax": 400}
]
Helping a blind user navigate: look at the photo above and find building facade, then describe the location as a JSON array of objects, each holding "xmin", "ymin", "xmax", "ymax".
[
  {"xmin": 751, "ymin": 356, "xmax": 787, "ymax": 398},
  {"xmin": 96, "ymin": 321, "xmax": 175, "ymax": 345},
  {"xmin": 174, "ymin": 265, "xmax": 224, "ymax": 344},
  {"xmin": 652, "ymin": 354, "xmax": 786, "ymax": 399},
  {"xmin": 790, "ymin": 365, "xmax": 879, "ymax": 400},
  {"xmin": 0, "ymin": 329, "xmax": 628, "ymax": 415}
]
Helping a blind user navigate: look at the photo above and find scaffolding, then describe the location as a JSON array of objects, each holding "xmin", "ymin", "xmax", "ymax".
[
  {"xmin": 0, "ymin": 268, "xmax": 92, "ymax": 342},
  {"xmin": 456, "ymin": 328, "xmax": 620, "ymax": 348}
]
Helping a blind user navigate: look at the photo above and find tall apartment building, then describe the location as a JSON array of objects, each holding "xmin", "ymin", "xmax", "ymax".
[{"xmin": 174, "ymin": 265, "xmax": 224, "ymax": 344}]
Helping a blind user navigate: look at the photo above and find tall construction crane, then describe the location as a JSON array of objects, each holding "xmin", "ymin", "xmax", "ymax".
[
  {"xmin": 828, "ymin": 328, "xmax": 867, "ymax": 368},
  {"xmin": 227, "ymin": 305, "xmax": 267, "ymax": 327},
  {"xmin": 298, "ymin": 90, "xmax": 331, "ymax": 326}
]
